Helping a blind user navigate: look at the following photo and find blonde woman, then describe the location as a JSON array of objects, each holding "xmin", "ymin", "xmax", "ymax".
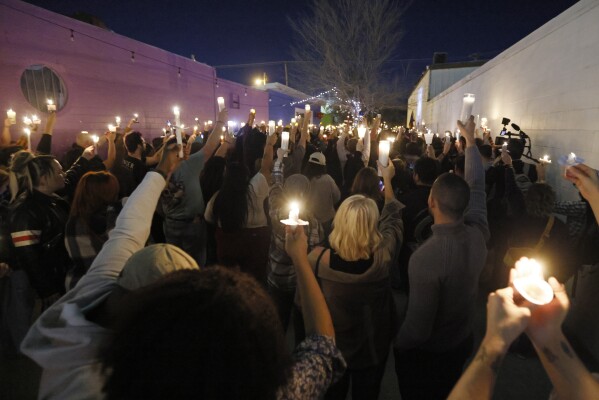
[{"xmin": 299, "ymin": 162, "xmax": 404, "ymax": 400}]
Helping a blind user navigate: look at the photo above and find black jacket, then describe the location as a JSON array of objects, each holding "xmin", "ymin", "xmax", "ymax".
[{"xmin": 9, "ymin": 190, "xmax": 71, "ymax": 298}]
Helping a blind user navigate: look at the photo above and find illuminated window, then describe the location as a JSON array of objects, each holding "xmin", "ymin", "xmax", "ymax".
[{"xmin": 20, "ymin": 65, "xmax": 67, "ymax": 113}]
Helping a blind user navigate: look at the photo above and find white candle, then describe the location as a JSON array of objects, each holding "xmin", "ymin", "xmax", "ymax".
[
  {"xmin": 115, "ymin": 116, "xmax": 121, "ymax": 126},
  {"xmin": 268, "ymin": 120, "xmax": 276, "ymax": 136},
  {"xmin": 460, "ymin": 93, "xmax": 476, "ymax": 123},
  {"xmin": 175, "ymin": 126, "xmax": 183, "ymax": 158},
  {"xmin": 540, "ymin": 154, "xmax": 552, "ymax": 164},
  {"xmin": 277, "ymin": 119, "xmax": 283, "ymax": 127},
  {"xmin": 133, "ymin": 113, "xmax": 139, "ymax": 123},
  {"xmin": 357, "ymin": 126, "xmax": 367, "ymax": 139},
  {"xmin": 513, "ymin": 257, "xmax": 554, "ymax": 305},
  {"xmin": 291, "ymin": 118, "xmax": 296, "ymax": 125},
  {"xmin": 281, "ymin": 131, "xmax": 290, "ymax": 150},
  {"xmin": 24, "ymin": 128, "xmax": 31, "ymax": 150},
  {"xmin": 91, "ymin": 134, "xmax": 99, "ymax": 151},
  {"xmin": 173, "ymin": 106, "xmax": 180, "ymax": 127},
  {"xmin": 6, "ymin": 109, "xmax": 16, "ymax": 125},
  {"xmin": 379, "ymin": 140, "xmax": 390, "ymax": 168},
  {"xmin": 289, "ymin": 202, "xmax": 300, "ymax": 223},
  {"xmin": 250, "ymin": 108, "xmax": 256, "ymax": 114},
  {"xmin": 217, "ymin": 97, "xmax": 225, "ymax": 112},
  {"xmin": 46, "ymin": 99, "xmax": 56, "ymax": 112},
  {"xmin": 108, "ymin": 124, "xmax": 116, "ymax": 133},
  {"xmin": 31, "ymin": 115, "xmax": 41, "ymax": 125},
  {"xmin": 305, "ymin": 104, "xmax": 310, "ymax": 111}
]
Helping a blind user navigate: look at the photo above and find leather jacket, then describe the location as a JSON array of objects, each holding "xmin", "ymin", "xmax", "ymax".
[{"xmin": 9, "ymin": 190, "xmax": 71, "ymax": 298}]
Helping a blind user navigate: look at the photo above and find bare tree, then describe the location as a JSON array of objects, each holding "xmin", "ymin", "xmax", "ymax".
[{"xmin": 289, "ymin": 0, "xmax": 410, "ymax": 114}]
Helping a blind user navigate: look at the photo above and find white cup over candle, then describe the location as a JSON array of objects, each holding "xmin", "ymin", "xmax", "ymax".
[
  {"xmin": 268, "ymin": 120, "xmax": 276, "ymax": 136},
  {"xmin": 91, "ymin": 134, "xmax": 99, "ymax": 150},
  {"xmin": 46, "ymin": 99, "xmax": 56, "ymax": 112},
  {"xmin": 460, "ymin": 93, "xmax": 476, "ymax": 124},
  {"xmin": 217, "ymin": 97, "xmax": 225, "ymax": 112},
  {"xmin": 305, "ymin": 104, "xmax": 310, "ymax": 111},
  {"xmin": 250, "ymin": 108, "xmax": 256, "ymax": 114},
  {"xmin": 357, "ymin": 126, "xmax": 367, "ymax": 139},
  {"xmin": 133, "ymin": 113, "xmax": 139, "ymax": 123},
  {"xmin": 539, "ymin": 155, "xmax": 552, "ymax": 164},
  {"xmin": 512, "ymin": 257, "xmax": 554, "ymax": 305},
  {"xmin": 424, "ymin": 132, "xmax": 434, "ymax": 145},
  {"xmin": 23, "ymin": 116, "xmax": 32, "ymax": 126},
  {"xmin": 281, "ymin": 131, "xmax": 290, "ymax": 151},
  {"xmin": 108, "ymin": 124, "xmax": 116, "ymax": 133},
  {"xmin": 6, "ymin": 109, "xmax": 16, "ymax": 125},
  {"xmin": 277, "ymin": 119, "xmax": 283, "ymax": 127},
  {"xmin": 280, "ymin": 200, "xmax": 308, "ymax": 226},
  {"xmin": 115, "ymin": 116, "xmax": 121, "ymax": 126},
  {"xmin": 378, "ymin": 140, "xmax": 390, "ymax": 177}
]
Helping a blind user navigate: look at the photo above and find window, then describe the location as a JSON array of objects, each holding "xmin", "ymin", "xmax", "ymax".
[
  {"xmin": 20, "ymin": 65, "xmax": 67, "ymax": 113},
  {"xmin": 230, "ymin": 93, "xmax": 240, "ymax": 109}
]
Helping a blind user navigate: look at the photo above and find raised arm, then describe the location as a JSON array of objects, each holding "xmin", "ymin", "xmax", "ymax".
[
  {"xmin": 2, "ymin": 118, "xmax": 11, "ymax": 145},
  {"xmin": 36, "ymin": 112, "xmax": 56, "ymax": 155},
  {"xmin": 565, "ymin": 164, "xmax": 599, "ymax": 225},
  {"xmin": 286, "ymin": 226, "xmax": 335, "ymax": 338},
  {"xmin": 458, "ymin": 116, "xmax": 489, "ymax": 240},
  {"xmin": 103, "ymin": 130, "xmax": 117, "ymax": 170},
  {"xmin": 201, "ymin": 108, "xmax": 228, "ymax": 160},
  {"xmin": 260, "ymin": 129, "xmax": 278, "ymax": 183}
]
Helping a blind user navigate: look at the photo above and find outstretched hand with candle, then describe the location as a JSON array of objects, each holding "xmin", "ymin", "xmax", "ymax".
[
  {"xmin": 486, "ymin": 287, "xmax": 531, "ymax": 351},
  {"xmin": 82, "ymin": 145, "xmax": 95, "ymax": 160},
  {"xmin": 456, "ymin": 115, "xmax": 476, "ymax": 147},
  {"xmin": 45, "ymin": 111, "xmax": 57, "ymax": 135},
  {"xmin": 565, "ymin": 164, "xmax": 599, "ymax": 205},
  {"xmin": 285, "ymin": 225, "xmax": 308, "ymax": 263}
]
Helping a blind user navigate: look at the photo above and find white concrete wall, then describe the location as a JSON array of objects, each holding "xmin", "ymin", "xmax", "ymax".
[{"xmin": 415, "ymin": 0, "xmax": 599, "ymax": 200}]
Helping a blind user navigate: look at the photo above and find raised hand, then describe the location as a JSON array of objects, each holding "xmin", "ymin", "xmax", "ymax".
[
  {"xmin": 525, "ymin": 277, "xmax": 569, "ymax": 347},
  {"xmin": 565, "ymin": 164, "xmax": 599, "ymax": 203},
  {"xmin": 457, "ymin": 115, "xmax": 476, "ymax": 146},
  {"xmin": 485, "ymin": 287, "xmax": 531, "ymax": 351}
]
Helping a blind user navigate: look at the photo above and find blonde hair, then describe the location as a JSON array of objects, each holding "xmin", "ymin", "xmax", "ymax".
[{"xmin": 329, "ymin": 195, "xmax": 382, "ymax": 261}]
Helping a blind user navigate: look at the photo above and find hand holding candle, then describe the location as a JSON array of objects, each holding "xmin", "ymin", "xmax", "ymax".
[
  {"xmin": 539, "ymin": 154, "xmax": 552, "ymax": 164},
  {"xmin": 281, "ymin": 131, "xmax": 290, "ymax": 151},
  {"xmin": 46, "ymin": 99, "xmax": 56, "ymax": 112},
  {"xmin": 459, "ymin": 93, "xmax": 475, "ymax": 124},
  {"xmin": 378, "ymin": 140, "xmax": 390, "ymax": 177},
  {"xmin": 268, "ymin": 120, "xmax": 276, "ymax": 136},
  {"xmin": 217, "ymin": 97, "xmax": 225, "ymax": 112}
]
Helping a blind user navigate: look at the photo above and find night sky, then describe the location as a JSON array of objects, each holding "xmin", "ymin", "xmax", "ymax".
[{"xmin": 24, "ymin": 0, "xmax": 578, "ymax": 94}]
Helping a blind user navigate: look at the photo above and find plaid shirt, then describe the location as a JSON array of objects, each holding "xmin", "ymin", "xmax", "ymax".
[
  {"xmin": 268, "ymin": 162, "xmax": 324, "ymax": 290},
  {"xmin": 554, "ymin": 200, "xmax": 588, "ymax": 239}
]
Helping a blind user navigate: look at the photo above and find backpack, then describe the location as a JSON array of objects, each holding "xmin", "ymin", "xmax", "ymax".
[{"xmin": 514, "ymin": 163, "xmax": 532, "ymax": 194}]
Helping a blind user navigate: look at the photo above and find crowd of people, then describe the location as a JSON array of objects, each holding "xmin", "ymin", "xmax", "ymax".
[{"xmin": 0, "ymin": 105, "xmax": 598, "ymax": 399}]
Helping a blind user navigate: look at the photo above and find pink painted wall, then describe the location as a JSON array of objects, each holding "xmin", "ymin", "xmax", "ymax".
[{"xmin": 0, "ymin": 0, "xmax": 268, "ymax": 156}]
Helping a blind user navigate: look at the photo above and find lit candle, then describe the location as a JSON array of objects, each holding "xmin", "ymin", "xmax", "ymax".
[
  {"xmin": 379, "ymin": 140, "xmax": 390, "ymax": 168},
  {"xmin": 173, "ymin": 106, "xmax": 180, "ymax": 128},
  {"xmin": 481, "ymin": 117, "xmax": 488, "ymax": 129},
  {"xmin": 281, "ymin": 131, "xmax": 290, "ymax": 150},
  {"xmin": 502, "ymin": 142, "xmax": 508, "ymax": 152},
  {"xmin": 24, "ymin": 127, "xmax": 31, "ymax": 150},
  {"xmin": 46, "ymin": 99, "xmax": 56, "ymax": 112},
  {"xmin": 289, "ymin": 202, "xmax": 300, "ymax": 223},
  {"xmin": 250, "ymin": 108, "xmax": 256, "ymax": 114},
  {"xmin": 357, "ymin": 126, "xmax": 367, "ymax": 139},
  {"xmin": 6, "ymin": 109, "xmax": 16, "ymax": 125},
  {"xmin": 228, "ymin": 120, "xmax": 237, "ymax": 133},
  {"xmin": 291, "ymin": 118, "xmax": 296, "ymax": 125},
  {"xmin": 323, "ymin": 134, "xmax": 327, "ymax": 139},
  {"xmin": 217, "ymin": 97, "xmax": 225, "ymax": 112},
  {"xmin": 91, "ymin": 134, "xmax": 99, "ymax": 151},
  {"xmin": 424, "ymin": 132, "xmax": 434, "ymax": 145},
  {"xmin": 460, "ymin": 93, "xmax": 476, "ymax": 123},
  {"xmin": 115, "ymin": 116, "xmax": 121, "ymax": 126},
  {"xmin": 388, "ymin": 136, "xmax": 396, "ymax": 143},
  {"xmin": 133, "ymin": 113, "xmax": 139, "ymax": 123},
  {"xmin": 193, "ymin": 125, "xmax": 198, "ymax": 134},
  {"xmin": 305, "ymin": 104, "xmax": 310, "ymax": 111},
  {"xmin": 31, "ymin": 115, "xmax": 41, "ymax": 125},
  {"xmin": 277, "ymin": 119, "xmax": 283, "ymax": 127},
  {"xmin": 540, "ymin": 154, "xmax": 552, "ymax": 164},
  {"xmin": 23, "ymin": 116, "xmax": 32, "ymax": 126},
  {"xmin": 512, "ymin": 257, "xmax": 554, "ymax": 305},
  {"xmin": 108, "ymin": 124, "xmax": 116, "ymax": 133}
]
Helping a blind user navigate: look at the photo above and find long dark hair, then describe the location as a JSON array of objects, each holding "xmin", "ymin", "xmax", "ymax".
[{"xmin": 212, "ymin": 162, "xmax": 251, "ymax": 231}]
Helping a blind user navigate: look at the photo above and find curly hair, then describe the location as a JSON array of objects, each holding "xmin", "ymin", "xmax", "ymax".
[
  {"xmin": 525, "ymin": 183, "xmax": 555, "ymax": 218},
  {"xmin": 102, "ymin": 267, "xmax": 291, "ymax": 400}
]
